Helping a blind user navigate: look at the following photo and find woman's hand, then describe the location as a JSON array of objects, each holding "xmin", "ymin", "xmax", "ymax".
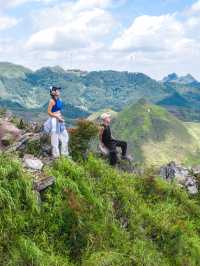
[
  {"xmin": 58, "ymin": 117, "xmax": 64, "ymax": 122},
  {"xmin": 56, "ymin": 114, "xmax": 64, "ymax": 122}
]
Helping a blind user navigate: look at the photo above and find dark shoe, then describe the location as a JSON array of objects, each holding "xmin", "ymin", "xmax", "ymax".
[{"xmin": 121, "ymin": 155, "xmax": 133, "ymax": 161}]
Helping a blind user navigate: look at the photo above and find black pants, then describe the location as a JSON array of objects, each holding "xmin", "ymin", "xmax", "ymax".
[{"xmin": 105, "ymin": 140, "xmax": 127, "ymax": 166}]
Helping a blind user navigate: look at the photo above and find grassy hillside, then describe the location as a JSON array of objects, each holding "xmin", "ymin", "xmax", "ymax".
[
  {"xmin": 1, "ymin": 153, "xmax": 200, "ymax": 266},
  {"xmin": 112, "ymin": 100, "xmax": 200, "ymax": 166}
]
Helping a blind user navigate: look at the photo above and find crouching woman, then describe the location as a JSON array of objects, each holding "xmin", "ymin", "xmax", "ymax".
[{"xmin": 47, "ymin": 86, "xmax": 69, "ymax": 158}]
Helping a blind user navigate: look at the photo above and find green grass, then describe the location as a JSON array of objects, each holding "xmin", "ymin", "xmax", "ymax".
[{"xmin": 1, "ymin": 153, "xmax": 200, "ymax": 265}]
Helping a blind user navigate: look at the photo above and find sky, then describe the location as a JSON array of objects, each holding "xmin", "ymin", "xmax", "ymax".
[{"xmin": 0, "ymin": 0, "xmax": 200, "ymax": 79}]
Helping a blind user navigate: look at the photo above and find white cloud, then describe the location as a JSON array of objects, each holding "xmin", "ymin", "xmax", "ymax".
[
  {"xmin": 1, "ymin": 0, "xmax": 200, "ymax": 79},
  {"xmin": 0, "ymin": 15, "xmax": 18, "ymax": 30},
  {"xmin": 0, "ymin": 0, "xmax": 29, "ymax": 9},
  {"xmin": 112, "ymin": 14, "xmax": 186, "ymax": 53},
  {"xmin": 104, "ymin": 0, "xmax": 200, "ymax": 79},
  {"xmin": 190, "ymin": 0, "xmax": 200, "ymax": 13},
  {"xmin": 74, "ymin": 0, "xmax": 112, "ymax": 10},
  {"xmin": 0, "ymin": 0, "xmax": 58, "ymax": 9},
  {"xmin": 0, "ymin": 0, "xmax": 112, "ymax": 10},
  {"xmin": 110, "ymin": 4, "xmax": 200, "ymax": 78},
  {"xmin": 26, "ymin": 26, "xmax": 91, "ymax": 50},
  {"xmin": 26, "ymin": 0, "xmax": 116, "ymax": 51}
]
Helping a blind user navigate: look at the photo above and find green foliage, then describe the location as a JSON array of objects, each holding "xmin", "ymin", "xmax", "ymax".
[
  {"xmin": 0, "ymin": 108, "xmax": 6, "ymax": 117},
  {"xmin": 17, "ymin": 119, "xmax": 27, "ymax": 130},
  {"xmin": 0, "ymin": 153, "xmax": 39, "ymax": 265},
  {"xmin": 1, "ymin": 153, "xmax": 200, "ymax": 265},
  {"xmin": 23, "ymin": 135, "xmax": 50, "ymax": 157},
  {"xmin": 25, "ymin": 139, "xmax": 41, "ymax": 156},
  {"xmin": 69, "ymin": 119, "xmax": 99, "ymax": 160},
  {"xmin": 9, "ymin": 116, "xmax": 28, "ymax": 130}
]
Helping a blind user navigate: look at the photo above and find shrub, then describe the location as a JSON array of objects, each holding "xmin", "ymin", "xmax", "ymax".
[
  {"xmin": 17, "ymin": 119, "xmax": 28, "ymax": 130},
  {"xmin": 9, "ymin": 116, "xmax": 28, "ymax": 130},
  {"xmin": 69, "ymin": 119, "xmax": 99, "ymax": 160}
]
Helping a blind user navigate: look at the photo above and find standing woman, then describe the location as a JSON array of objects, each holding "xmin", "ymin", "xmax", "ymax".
[{"xmin": 47, "ymin": 86, "xmax": 69, "ymax": 158}]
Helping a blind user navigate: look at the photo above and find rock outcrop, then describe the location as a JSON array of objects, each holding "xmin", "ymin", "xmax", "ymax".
[
  {"xmin": 160, "ymin": 162, "xmax": 198, "ymax": 195},
  {"xmin": 0, "ymin": 117, "xmax": 22, "ymax": 148}
]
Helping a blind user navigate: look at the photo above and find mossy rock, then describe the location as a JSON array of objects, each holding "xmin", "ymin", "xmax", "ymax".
[{"xmin": 1, "ymin": 133, "xmax": 15, "ymax": 146}]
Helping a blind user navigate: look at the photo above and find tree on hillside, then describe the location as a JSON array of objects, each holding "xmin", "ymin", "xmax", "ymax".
[{"xmin": 69, "ymin": 119, "xmax": 99, "ymax": 160}]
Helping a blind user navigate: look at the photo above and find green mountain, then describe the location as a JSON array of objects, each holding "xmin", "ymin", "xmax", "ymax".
[
  {"xmin": 111, "ymin": 100, "xmax": 200, "ymax": 166},
  {"xmin": 158, "ymin": 80, "xmax": 200, "ymax": 121},
  {"xmin": 0, "ymin": 62, "xmax": 172, "ymax": 121},
  {"xmin": 1, "ymin": 62, "xmax": 200, "ymax": 122},
  {"xmin": 0, "ymin": 62, "xmax": 32, "ymax": 78},
  {"xmin": 2, "ymin": 153, "xmax": 200, "ymax": 265}
]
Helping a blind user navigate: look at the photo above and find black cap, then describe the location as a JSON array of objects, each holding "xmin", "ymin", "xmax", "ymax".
[
  {"xmin": 50, "ymin": 86, "xmax": 61, "ymax": 91},
  {"xmin": 50, "ymin": 86, "xmax": 62, "ymax": 96}
]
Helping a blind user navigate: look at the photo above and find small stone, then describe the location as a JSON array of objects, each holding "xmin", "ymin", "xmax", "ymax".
[
  {"xmin": 24, "ymin": 155, "xmax": 43, "ymax": 171},
  {"xmin": 187, "ymin": 185, "xmax": 198, "ymax": 195},
  {"xmin": 33, "ymin": 176, "xmax": 55, "ymax": 192},
  {"xmin": 192, "ymin": 166, "xmax": 200, "ymax": 175}
]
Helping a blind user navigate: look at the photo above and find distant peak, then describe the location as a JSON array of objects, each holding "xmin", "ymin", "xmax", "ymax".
[
  {"xmin": 162, "ymin": 73, "xmax": 178, "ymax": 83},
  {"xmin": 37, "ymin": 66, "xmax": 66, "ymax": 74},
  {"xmin": 162, "ymin": 73, "xmax": 198, "ymax": 84}
]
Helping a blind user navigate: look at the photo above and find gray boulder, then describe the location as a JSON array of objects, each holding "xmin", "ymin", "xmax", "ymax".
[{"xmin": 160, "ymin": 161, "xmax": 198, "ymax": 195}]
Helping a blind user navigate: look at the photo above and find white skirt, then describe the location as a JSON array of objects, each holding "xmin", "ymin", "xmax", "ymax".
[{"xmin": 43, "ymin": 117, "xmax": 66, "ymax": 134}]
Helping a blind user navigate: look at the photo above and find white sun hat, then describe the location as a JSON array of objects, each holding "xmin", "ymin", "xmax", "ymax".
[{"xmin": 101, "ymin": 113, "xmax": 111, "ymax": 120}]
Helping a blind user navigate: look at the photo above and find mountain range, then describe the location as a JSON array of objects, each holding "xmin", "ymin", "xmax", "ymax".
[{"xmin": 1, "ymin": 62, "xmax": 200, "ymax": 122}]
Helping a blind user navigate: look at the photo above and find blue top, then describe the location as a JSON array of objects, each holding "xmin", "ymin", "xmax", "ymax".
[{"xmin": 51, "ymin": 98, "xmax": 63, "ymax": 113}]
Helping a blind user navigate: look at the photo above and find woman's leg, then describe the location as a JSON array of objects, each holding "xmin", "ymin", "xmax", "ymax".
[
  {"xmin": 51, "ymin": 117, "xmax": 60, "ymax": 158},
  {"xmin": 107, "ymin": 141, "xmax": 117, "ymax": 166},
  {"xmin": 51, "ymin": 133, "xmax": 60, "ymax": 158},
  {"xmin": 115, "ymin": 140, "xmax": 127, "ymax": 156},
  {"xmin": 109, "ymin": 150, "xmax": 117, "ymax": 165},
  {"xmin": 59, "ymin": 130, "xmax": 69, "ymax": 156}
]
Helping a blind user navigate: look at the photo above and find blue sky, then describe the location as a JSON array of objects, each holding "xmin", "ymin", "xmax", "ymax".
[{"xmin": 0, "ymin": 0, "xmax": 200, "ymax": 79}]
